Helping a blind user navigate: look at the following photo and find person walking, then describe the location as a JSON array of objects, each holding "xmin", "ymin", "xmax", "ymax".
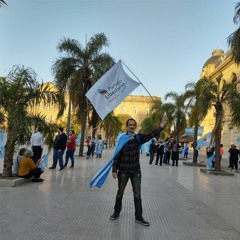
[
  {"xmin": 86, "ymin": 136, "xmax": 91, "ymax": 159},
  {"xmin": 228, "ymin": 144, "xmax": 240, "ymax": 172},
  {"xmin": 110, "ymin": 116, "xmax": 168, "ymax": 226},
  {"xmin": 155, "ymin": 141, "xmax": 164, "ymax": 166},
  {"xmin": 96, "ymin": 135, "xmax": 104, "ymax": 158},
  {"xmin": 183, "ymin": 143, "xmax": 189, "ymax": 159},
  {"xmin": 30, "ymin": 127, "xmax": 44, "ymax": 163},
  {"xmin": 149, "ymin": 139, "xmax": 156, "ymax": 165},
  {"xmin": 64, "ymin": 130, "xmax": 76, "ymax": 168},
  {"xmin": 171, "ymin": 140, "xmax": 180, "ymax": 167},
  {"xmin": 49, "ymin": 127, "xmax": 67, "ymax": 171}
]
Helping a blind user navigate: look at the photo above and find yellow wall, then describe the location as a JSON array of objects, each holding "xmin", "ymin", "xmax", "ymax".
[{"xmin": 200, "ymin": 49, "xmax": 240, "ymax": 151}]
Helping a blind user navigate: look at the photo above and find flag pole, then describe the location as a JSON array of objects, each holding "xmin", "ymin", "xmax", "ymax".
[{"xmin": 120, "ymin": 60, "xmax": 157, "ymax": 104}]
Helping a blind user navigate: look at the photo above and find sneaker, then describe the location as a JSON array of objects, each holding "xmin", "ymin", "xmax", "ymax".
[
  {"xmin": 135, "ymin": 217, "xmax": 150, "ymax": 226},
  {"xmin": 109, "ymin": 212, "xmax": 119, "ymax": 220},
  {"xmin": 49, "ymin": 167, "xmax": 56, "ymax": 169}
]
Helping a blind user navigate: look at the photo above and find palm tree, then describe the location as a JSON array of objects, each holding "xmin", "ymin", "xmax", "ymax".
[
  {"xmin": 184, "ymin": 79, "xmax": 214, "ymax": 163},
  {"xmin": 101, "ymin": 112, "xmax": 122, "ymax": 148},
  {"xmin": 0, "ymin": 0, "xmax": 7, "ymax": 7},
  {"xmin": 162, "ymin": 92, "xmax": 186, "ymax": 143},
  {"xmin": 198, "ymin": 74, "xmax": 240, "ymax": 171},
  {"xmin": 52, "ymin": 33, "xmax": 115, "ymax": 156},
  {"xmin": 228, "ymin": 2, "xmax": 240, "ymax": 64},
  {"xmin": 0, "ymin": 66, "xmax": 65, "ymax": 177}
]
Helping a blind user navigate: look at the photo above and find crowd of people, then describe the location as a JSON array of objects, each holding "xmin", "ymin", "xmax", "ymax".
[
  {"xmin": 149, "ymin": 139, "xmax": 189, "ymax": 167},
  {"xmin": 12, "ymin": 126, "xmax": 106, "ymax": 182}
]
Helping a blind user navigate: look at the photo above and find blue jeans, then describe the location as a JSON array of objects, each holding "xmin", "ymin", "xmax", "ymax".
[
  {"xmin": 65, "ymin": 149, "xmax": 75, "ymax": 167},
  {"xmin": 52, "ymin": 149, "xmax": 65, "ymax": 168},
  {"xmin": 113, "ymin": 171, "xmax": 142, "ymax": 218}
]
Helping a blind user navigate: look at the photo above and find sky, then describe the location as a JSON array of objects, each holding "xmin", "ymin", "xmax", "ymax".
[{"xmin": 0, "ymin": 0, "xmax": 238, "ymax": 101}]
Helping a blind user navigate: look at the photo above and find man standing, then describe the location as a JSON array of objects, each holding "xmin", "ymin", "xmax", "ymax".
[
  {"xmin": 64, "ymin": 130, "xmax": 76, "ymax": 168},
  {"xmin": 155, "ymin": 141, "xmax": 164, "ymax": 166},
  {"xmin": 149, "ymin": 139, "xmax": 156, "ymax": 164},
  {"xmin": 49, "ymin": 127, "xmax": 67, "ymax": 171},
  {"xmin": 30, "ymin": 127, "xmax": 44, "ymax": 163},
  {"xmin": 110, "ymin": 116, "xmax": 168, "ymax": 226}
]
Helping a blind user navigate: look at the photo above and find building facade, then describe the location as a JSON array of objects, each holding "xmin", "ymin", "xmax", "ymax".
[{"xmin": 200, "ymin": 48, "xmax": 240, "ymax": 150}]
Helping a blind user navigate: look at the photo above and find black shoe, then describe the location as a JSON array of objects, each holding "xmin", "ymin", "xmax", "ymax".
[
  {"xmin": 109, "ymin": 212, "xmax": 119, "ymax": 220},
  {"xmin": 32, "ymin": 178, "xmax": 44, "ymax": 182},
  {"xmin": 135, "ymin": 217, "xmax": 150, "ymax": 226},
  {"xmin": 59, "ymin": 167, "xmax": 64, "ymax": 171},
  {"xmin": 49, "ymin": 167, "xmax": 56, "ymax": 169},
  {"xmin": 70, "ymin": 166, "xmax": 74, "ymax": 168}
]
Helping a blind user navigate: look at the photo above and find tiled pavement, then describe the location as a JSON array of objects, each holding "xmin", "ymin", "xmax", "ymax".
[{"xmin": 0, "ymin": 149, "xmax": 240, "ymax": 240}]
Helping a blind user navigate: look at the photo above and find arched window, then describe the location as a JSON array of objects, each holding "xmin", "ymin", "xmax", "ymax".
[
  {"xmin": 52, "ymin": 103, "xmax": 56, "ymax": 110},
  {"xmin": 39, "ymin": 103, "xmax": 43, "ymax": 110},
  {"xmin": 45, "ymin": 116, "xmax": 49, "ymax": 122},
  {"xmin": 50, "ymin": 116, "xmax": 54, "ymax": 124},
  {"xmin": 146, "ymin": 108, "xmax": 149, "ymax": 115},
  {"xmin": 122, "ymin": 106, "xmax": 126, "ymax": 114},
  {"xmin": 45, "ymin": 103, "xmax": 50, "ymax": 110},
  {"xmin": 133, "ymin": 107, "xmax": 138, "ymax": 115}
]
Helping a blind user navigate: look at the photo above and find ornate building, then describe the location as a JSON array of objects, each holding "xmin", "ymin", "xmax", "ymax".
[
  {"xmin": 33, "ymin": 83, "xmax": 160, "ymax": 133},
  {"xmin": 200, "ymin": 48, "xmax": 240, "ymax": 150},
  {"xmin": 113, "ymin": 95, "xmax": 160, "ymax": 132}
]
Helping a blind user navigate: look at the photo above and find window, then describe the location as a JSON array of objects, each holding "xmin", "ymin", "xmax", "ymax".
[
  {"xmin": 45, "ymin": 103, "xmax": 50, "ymax": 110},
  {"xmin": 133, "ymin": 107, "xmax": 138, "ymax": 115},
  {"xmin": 45, "ymin": 116, "xmax": 49, "ymax": 122},
  {"xmin": 122, "ymin": 106, "xmax": 126, "ymax": 114},
  {"xmin": 52, "ymin": 103, "xmax": 56, "ymax": 110},
  {"xmin": 50, "ymin": 116, "xmax": 54, "ymax": 123},
  {"xmin": 146, "ymin": 108, "xmax": 149, "ymax": 115},
  {"xmin": 39, "ymin": 103, "xmax": 43, "ymax": 110}
]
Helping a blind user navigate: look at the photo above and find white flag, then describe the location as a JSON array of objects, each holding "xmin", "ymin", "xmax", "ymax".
[{"xmin": 86, "ymin": 60, "xmax": 141, "ymax": 120}]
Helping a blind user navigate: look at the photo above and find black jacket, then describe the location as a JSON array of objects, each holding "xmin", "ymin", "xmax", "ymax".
[{"xmin": 53, "ymin": 133, "xmax": 67, "ymax": 150}]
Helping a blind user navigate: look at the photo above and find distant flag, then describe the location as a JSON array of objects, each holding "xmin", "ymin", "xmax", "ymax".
[
  {"xmin": 38, "ymin": 151, "xmax": 50, "ymax": 171},
  {"xmin": 196, "ymin": 132, "xmax": 212, "ymax": 150},
  {"xmin": 86, "ymin": 60, "xmax": 141, "ymax": 120},
  {"xmin": 185, "ymin": 126, "xmax": 204, "ymax": 137},
  {"xmin": 0, "ymin": 146, "xmax": 5, "ymax": 159},
  {"xmin": 76, "ymin": 132, "xmax": 81, "ymax": 145},
  {"xmin": 207, "ymin": 154, "xmax": 215, "ymax": 169}
]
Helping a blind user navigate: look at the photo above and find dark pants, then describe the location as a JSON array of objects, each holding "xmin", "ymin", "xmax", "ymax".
[
  {"xmin": 172, "ymin": 159, "xmax": 178, "ymax": 166},
  {"xmin": 87, "ymin": 146, "xmax": 91, "ymax": 157},
  {"xmin": 65, "ymin": 149, "xmax": 75, "ymax": 167},
  {"xmin": 19, "ymin": 168, "xmax": 42, "ymax": 179},
  {"xmin": 114, "ymin": 171, "xmax": 142, "ymax": 218},
  {"xmin": 149, "ymin": 153, "xmax": 154, "ymax": 164},
  {"xmin": 230, "ymin": 158, "xmax": 238, "ymax": 170},
  {"xmin": 52, "ymin": 149, "xmax": 65, "ymax": 168},
  {"xmin": 155, "ymin": 153, "xmax": 163, "ymax": 166},
  {"xmin": 184, "ymin": 153, "xmax": 188, "ymax": 158},
  {"xmin": 32, "ymin": 146, "xmax": 43, "ymax": 163},
  {"xmin": 166, "ymin": 151, "xmax": 171, "ymax": 164}
]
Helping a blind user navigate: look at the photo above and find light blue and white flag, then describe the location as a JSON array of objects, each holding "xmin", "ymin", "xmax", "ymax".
[
  {"xmin": 38, "ymin": 151, "xmax": 50, "ymax": 171},
  {"xmin": 196, "ymin": 132, "xmax": 212, "ymax": 150},
  {"xmin": 76, "ymin": 132, "xmax": 81, "ymax": 145},
  {"xmin": 86, "ymin": 60, "xmax": 141, "ymax": 120},
  {"xmin": 237, "ymin": 136, "xmax": 240, "ymax": 144},
  {"xmin": 0, "ymin": 146, "xmax": 5, "ymax": 159},
  {"xmin": 89, "ymin": 134, "xmax": 132, "ymax": 188},
  {"xmin": 207, "ymin": 154, "xmax": 215, "ymax": 169},
  {"xmin": 185, "ymin": 126, "xmax": 204, "ymax": 136}
]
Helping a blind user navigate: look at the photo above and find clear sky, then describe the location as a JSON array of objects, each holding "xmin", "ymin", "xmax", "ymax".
[{"xmin": 0, "ymin": 0, "xmax": 238, "ymax": 100}]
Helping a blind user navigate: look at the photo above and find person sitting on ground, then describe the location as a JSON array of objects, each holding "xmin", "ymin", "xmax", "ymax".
[
  {"xmin": 12, "ymin": 148, "xmax": 27, "ymax": 176},
  {"xmin": 18, "ymin": 149, "xmax": 44, "ymax": 182}
]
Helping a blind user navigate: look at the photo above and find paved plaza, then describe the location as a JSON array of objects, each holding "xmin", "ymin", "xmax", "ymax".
[{"xmin": 0, "ymin": 148, "xmax": 240, "ymax": 240}]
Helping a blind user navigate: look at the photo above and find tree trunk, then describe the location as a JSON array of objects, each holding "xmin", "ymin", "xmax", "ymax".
[
  {"xmin": 79, "ymin": 78, "xmax": 91, "ymax": 156},
  {"xmin": 2, "ymin": 138, "xmax": 15, "ymax": 177},
  {"xmin": 193, "ymin": 119, "xmax": 199, "ymax": 163},
  {"xmin": 66, "ymin": 101, "xmax": 71, "ymax": 138},
  {"xmin": 214, "ymin": 113, "xmax": 222, "ymax": 171}
]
